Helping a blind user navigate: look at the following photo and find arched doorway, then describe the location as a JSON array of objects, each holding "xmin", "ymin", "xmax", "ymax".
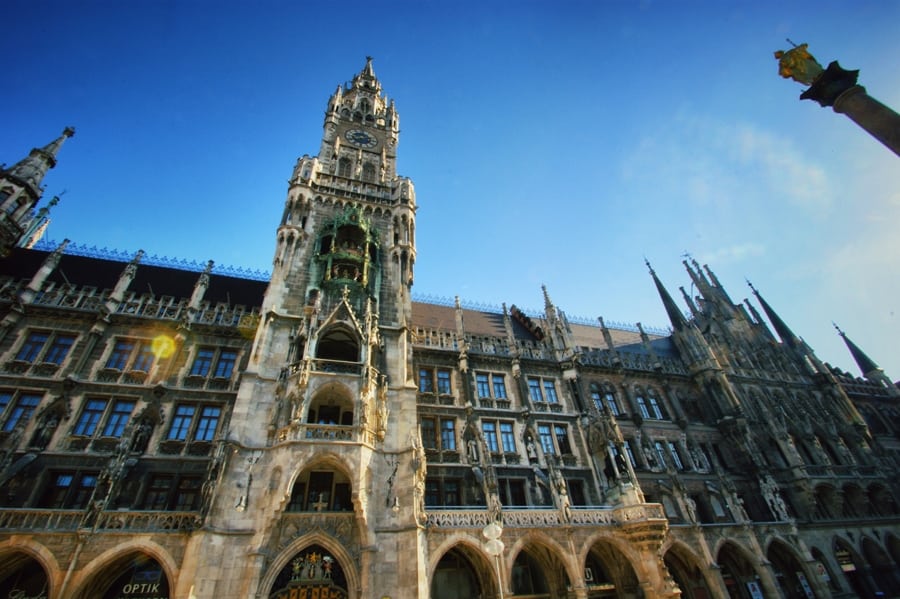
[
  {"xmin": 431, "ymin": 546, "xmax": 492, "ymax": 599},
  {"xmin": 584, "ymin": 540, "xmax": 640, "ymax": 598},
  {"xmin": 832, "ymin": 538, "xmax": 870, "ymax": 598},
  {"xmin": 767, "ymin": 540, "xmax": 815, "ymax": 598},
  {"xmin": 664, "ymin": 544, "xmax": 715, "ymax": 599},
  {"xmin": 0, "ymin": 553, "xmax": 50, "ymax": 598},
  {"xmin": 74, "ymin": 552, "xmax": 171, "ymax": 599},
  {"xmin": 862, "ymin": 536, "xmax": 900, "ymax": 596},
  {"xmin": 717, "ymin": 542, "xmax": 764, "ymax": 599},
  {"xmin": 512, "ymin": 545, "xmax": 569, "ymax": 599},
  {"xmin": 269, "ymin": 544, "xmax": 348, "ymax": 599},
  {"xmin": 315, "ymin": 326, "xmax": 360, "ymax": 364}
]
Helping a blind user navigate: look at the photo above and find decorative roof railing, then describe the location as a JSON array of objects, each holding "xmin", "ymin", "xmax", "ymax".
[
  {"xmin": 411, "ymin": 292, "xmax": 669, "ymax": 336},
  {"xmin": 33, "ymin": 238, "xmax": 271, "ymax": 281},
  {"xmin": 27, "ymin": 240, "xmax": 670, "ymax": 335}
]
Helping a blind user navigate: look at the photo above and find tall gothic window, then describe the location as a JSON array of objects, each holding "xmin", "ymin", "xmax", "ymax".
[{"xmin": 338, "ymin": 157, "xmax": 352, "ymax": 178}]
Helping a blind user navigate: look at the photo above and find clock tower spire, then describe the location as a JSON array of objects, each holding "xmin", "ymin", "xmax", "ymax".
[{"xmin": 210, "ymin": 59, "xmax": 427, "ymax": 598}]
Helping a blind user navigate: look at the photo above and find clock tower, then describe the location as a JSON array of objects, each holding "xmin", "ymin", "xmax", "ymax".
[{"xmin": 196, "ymin": 59, "xmax": 425, "ymax": 599}]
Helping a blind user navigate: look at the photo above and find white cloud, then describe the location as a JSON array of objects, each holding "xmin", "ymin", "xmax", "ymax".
[{"xmin": 699, "ymin": 242, "xmax": 766, "ymax": 265}]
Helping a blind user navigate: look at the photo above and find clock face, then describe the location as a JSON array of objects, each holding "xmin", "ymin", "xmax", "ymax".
[{"xmin": 344, "ymin": 129, "xmax": 378, "ymax": 149}]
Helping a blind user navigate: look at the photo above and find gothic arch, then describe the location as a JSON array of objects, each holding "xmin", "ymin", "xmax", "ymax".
[
  {"xmin": 663, "ymin": 541, "xmax": 717, "ymax": 599},
  {"xmin": 861, "ymin": 535, "xmax": 900, "ymax": 596},
  {"xmin": 0, "ymin": 539, "xmax": 58, "ymax": 599},
  {"xmin": 260, "ymin": 532, "xmax": 360, "ymax": 599},
  {"xmin": 315, "ymin": 324, "xmax": 360, "ymax": 363},
  {"xmin": 765, "ymin": 538, "xmax": 814, "ymax": 599},
  {"xmin": 832, "ymin": 536, "xmax": 872, "ymax": 597},
  {"xmin": 714, "ymin": 539, "xmax": 764, "ymax": 599},
  {"xmin": 305, "ymin": 381, "xmax": 355, "ymax": 426},
  {"xmin": 428, "ymin": 536, "xmax": 497, "ymax": 599},
  {"xmin": 68, "ymin": 540, "xmax": 178, "ymax": 599},
  {"xmin": 579, "ymin": 534, "xmax": 642, "ymax": 598},
  {"xmin": 507, "ymin": 533, "xmax": 576, "ymax": 598}
]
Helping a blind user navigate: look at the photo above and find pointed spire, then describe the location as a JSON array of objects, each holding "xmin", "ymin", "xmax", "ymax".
[
  {"xmin": 7, "ymin": 127, "xmax": 75, "ymax": 194},
  {"xmin": 647, "ymin": 260, "xmax": 687, "ymax": 331},
  {"xmin": 747, "ymin": 281, "xmax": 802, "ymax": 348},
  {"xmin": 362, "ymin": 56, "xmax": 375, "ymax": 77},
  {"xmin": 834, "ymin": 323, "xmax": 881, "ymax": 376}
]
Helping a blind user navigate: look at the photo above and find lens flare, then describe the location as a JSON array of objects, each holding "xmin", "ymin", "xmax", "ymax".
[{"xmin": 152, "ymin": 334, "xmax": 176, "ymax": 359}]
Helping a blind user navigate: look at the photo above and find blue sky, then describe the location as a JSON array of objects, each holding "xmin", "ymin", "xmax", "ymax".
[{"xmin": 3, "ymin": 0, "xmax": 900, "ymax": 378}]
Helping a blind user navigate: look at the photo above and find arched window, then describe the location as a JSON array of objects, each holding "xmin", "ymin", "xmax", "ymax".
[
  {"xmin": 361, "ymin": 162, "xmax": 376, "ymax": 182},
  {"xmin": 338, "ymin": 157, "xmax": 352, "ymax": 178}
]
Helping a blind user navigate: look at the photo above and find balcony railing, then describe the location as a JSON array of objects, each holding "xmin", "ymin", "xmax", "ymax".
[
  {"xmin": 425, "ymin": 504, "xmax": 665, "ymax": 530},
  {"xmin": 0, "ymin": 508, "xmax": 200, "ymax": 532}
]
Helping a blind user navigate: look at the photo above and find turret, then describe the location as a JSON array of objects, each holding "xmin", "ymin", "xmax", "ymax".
[
  {"xmin": 835, "ymin": 323, "xmax": 899, "ymax": 395},
  {"xmin": 0, "ymin": 127, "xmax": 74, "ymax": 255}
]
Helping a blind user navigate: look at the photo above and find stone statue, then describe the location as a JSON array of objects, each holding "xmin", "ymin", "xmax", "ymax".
[{"xmin": 774, "ymin": 43, "xmax": 824, "ymax": 86}]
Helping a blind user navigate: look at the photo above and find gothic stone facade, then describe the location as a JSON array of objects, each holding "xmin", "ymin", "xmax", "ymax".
[{"xmin": 1, "ymin": 60, "xmax": 899, "ymax": 599}]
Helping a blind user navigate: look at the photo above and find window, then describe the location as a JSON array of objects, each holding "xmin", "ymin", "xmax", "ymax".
[
  {"xmin": 72, "ymin": 397, "xmax": 135, "ymax": 438},
  {"xmin": 0, "ymin": 391, "xmax": 42, "ymax": 432},
  {"xmin": 543, "ymin": 380, "xmax": 558, "ymax": 403},
  {"xmin": 528, "ymin": 378, "xmax": 543, "ymax": 402},
  {"xmin": 440, "ymin": 418, "xmax": 456, "ymax": 450},
  {"xmin": 623, "ymin": 440, "xmax": 637, "ymax": 467},
  {"xmin": 498, "ymin": 478, "xmax": 527, "ymax": 506},
  {"xmin": 102, "ymin": 400, "xmax": 135, "ymax": 437},
  {"xmin": 15, "ymin": 332, "xmax": 48, "ymax": 362},
  {"xmin": 362, "ymin": 162, "xmax": 376, "ymax": 182},
  {"xmin": 592, "ymin": 384, "xmax": 621, "ymax": 416},
  {"xmin": 338, "ymin": 157, "xmax": 352, "ymax": 177},
  {"xmin": 105, "ymin": 339, "xmax": 156, "ymax": 372},
  {"xmin": 647, "ymin": 392, "xmax": 667, "ymax": 419},
  {"xmin": 667, "ymin": 441, "xmax": 684, "ymax": 470},
  {"xmin": 44, "ymin": 335, "xmax": 76, "ymax": 365},
  {"xmin": 424, "ymin": 478, "xmax": 461, "ymax": 507},
  {"xmin": 194, "ymin": 407, "xmax": 221, "ymax": 441},
  {"xmin": 166, "ymin": 403, "xmax": 221, "ymax": 443},
  {"xmin": 500, "ymin": 422, "xmax": 516, "ymax": 453},
  {"xmin": 14, "ymin": 331, "xmax": 76, "ymax": 365},
  {"xmin": 418, "ymin": 367, "xmax": 452, "ymax": 395},
  {"xmin": 421, "ymin": 417, "xmax": 456, "ymax": 451},
  {"xmin": 538, "ymin": 424, "xmax": 555, "ymax": 455},
  {"xmin": 421, "ymin": 418, "xmax": 437, "ymax": 449},
  {"xmin": 142, "ymin": 474, "xmax": 202, "ymax": 511},
  {"xmin": 528, "ymin": 377, "xmax": 557, "ymax": 404},
  {"xmin": 654, "ymin": 441, "xmax": 668, "ymax": 469},
  {"xmin": 554, "ymin": 425, "xmax": 572, "ymax": 454},
  {"xmin": 636, "ymin": 395, "xmax": 650, "ymax": 419},
  {"xmin": 418, "ymin": 369, "xmax": 434, "ymax": 393},
  {"xmin": 493, "ymin": 376, "xmax": 507, "ymax": 399},
  {"xmin": 437, "ymin": 370, "xmax": 451, "ymax": 394},
  {"xmin": 476, "ymin": 373, "xmax": 490, "ymax": 398},
  {"xmin": 190, "ymin": 347, "xmax": 238, "ymax": 379},
  {"xmin": 476, "ymin": 372, "xmax": 508, "ymax": 399},
  {"xmin": 74, "ymin": 399, "xmax": 106, "ymax": 436},
  {"xmin": 191, "ymin": 349, "xmax": 214, "ymax": 376},
  {"xmin": 40, "ymin": 471, "xmax": 98, "ymax": 509},
  {"xmin": 482, "ymin": 422, "xmax": 498, "ymax": 453}
]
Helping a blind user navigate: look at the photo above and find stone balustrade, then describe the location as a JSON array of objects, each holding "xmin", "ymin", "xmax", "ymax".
[
  {"xmin": 0, "ymin": 508, "xmax": 200, "ymax": 532},
  {"xmin": 425, "ymin": 504, "xmax": 665, "ymax": 530}
]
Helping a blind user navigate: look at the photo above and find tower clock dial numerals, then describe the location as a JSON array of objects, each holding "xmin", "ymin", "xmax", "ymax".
[{"xmin": 344, "ymin": 129, "xmax": 378, "ymax": 148}]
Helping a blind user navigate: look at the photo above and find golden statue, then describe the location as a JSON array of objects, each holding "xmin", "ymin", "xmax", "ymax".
[{"xmin": 774, "ymin": 43, "xmax": 824, "ymax": 85}]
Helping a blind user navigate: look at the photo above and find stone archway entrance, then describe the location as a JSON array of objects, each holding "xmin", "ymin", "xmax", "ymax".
[
  {"xmin": 584, "ymin": 540, "xmax": 640, "ymax": 598},
  {"xmin": 767, "ymin": 540, "xmax": 815, "ymax": 598},
  {"xmin": 717, "ymin": 542, "xmax": 763, "ymax": 599},
  {"xmin": 431, "ymin": 546, "xmax": 489, "ymax": 599},
  {"xmin": 0, "ymin": 553, "xmax": 49, "ymax": 598},
  {"xmin": 269, "ymin": 544, "xmax": 349, "ymax": 599},
  {"xmin": 664, "ymin": 545, "xmax": 714, "ymax": 599},
  {"xmin": 73, "ymin": 552, "xmax": 171, "ymax": 599}
]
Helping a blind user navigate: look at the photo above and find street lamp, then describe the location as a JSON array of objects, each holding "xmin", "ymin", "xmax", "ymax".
[{"xmin": 482, "ymin": 522, "xmax": 505, "ymax": 599}]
